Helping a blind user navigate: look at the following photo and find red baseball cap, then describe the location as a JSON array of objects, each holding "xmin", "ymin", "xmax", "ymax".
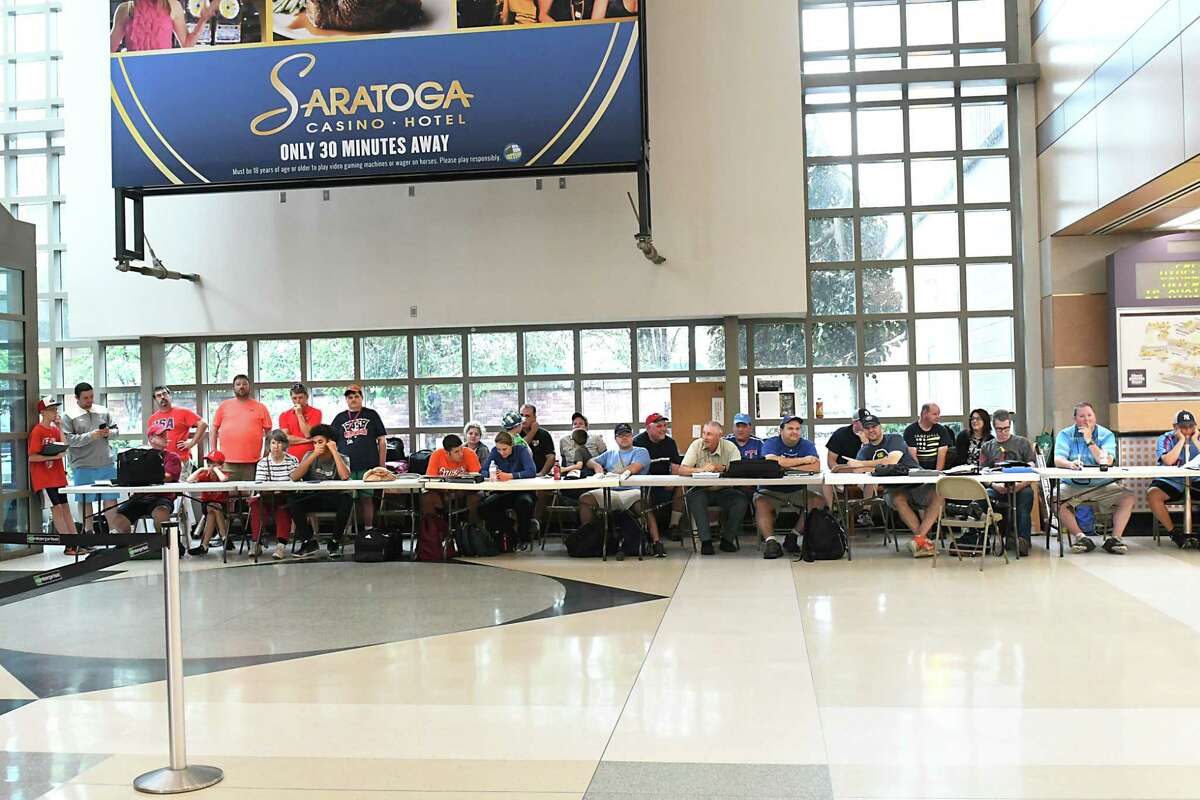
[
  {"xmin": 204, "ymin": 450, "xmax": 226, "ymax": 465},
  {"xmin": 36, "ymin": 396, "xmax": 60, "ymax": 413},
  {"xmin": 644, "ymin": 412, "xmax": 669, "ymax": 426},
  {"xmin": 147, "ymin": 419, "xmax": 170, "ymax": 437},
  {"xmin": 344, "ymin": 384, "xmax": 363, "ymax": 396}
]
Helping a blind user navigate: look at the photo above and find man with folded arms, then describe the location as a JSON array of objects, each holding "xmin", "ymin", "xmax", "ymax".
[
  {"xmin": 755, "ymin": 415, "xmax": 822, "ymax": 560},
  {"xmin": 978, "ymin": 409, "xmax": 1036, "ymax": 556},
  {"xmin": 1054, "ymin": 401, "xmax": 1134, "ymax": 555},
  {"xmin": 1147, "ymin": 409, "xmax": 1200, "ymax": 548},
  {"xmin": 680, "ymin": 420, "xmax": 745, "ymax": 555},
  {"xmin": 845, "ymin": 413, "xmax": 939, "ymax": 557}
]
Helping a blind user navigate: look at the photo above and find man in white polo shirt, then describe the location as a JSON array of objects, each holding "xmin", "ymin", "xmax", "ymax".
[{"xmin": 680, "ymin": 420, "xmax": 746, "ymax": 556}]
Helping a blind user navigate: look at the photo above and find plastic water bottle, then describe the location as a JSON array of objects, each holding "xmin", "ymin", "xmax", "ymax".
[{"xmin": 489, "ymin": 463, "xmax": 498, "ymax": 482}]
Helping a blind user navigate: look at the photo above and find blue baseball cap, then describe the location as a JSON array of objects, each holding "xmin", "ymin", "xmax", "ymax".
[
  {"xmin": 780, "ymin": 415, "xmax": 804, "ymax": 427},
  {"xmin": 733, "ymin": 413, "xmax": 752, "ymax": 426}
]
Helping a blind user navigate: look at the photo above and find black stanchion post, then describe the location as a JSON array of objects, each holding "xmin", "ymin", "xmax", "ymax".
[{"xmin": 133, "ymin": 528, "xmax": 222, "ymax": 794}]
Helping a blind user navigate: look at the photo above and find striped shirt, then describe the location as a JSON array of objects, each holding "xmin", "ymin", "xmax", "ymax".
[{"xmin": 255, "ymin": 454, "xmax": 299, "ymax": 482}]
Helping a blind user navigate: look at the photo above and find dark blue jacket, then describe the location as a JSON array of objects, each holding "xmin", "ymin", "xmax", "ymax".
[{"xmin": 482, "ymin": 445, "xmax": 537, "ymax": 479}]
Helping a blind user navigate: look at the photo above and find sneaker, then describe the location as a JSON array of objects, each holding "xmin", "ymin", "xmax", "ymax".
[
  {"xmin": 1186, "ymin": 536, "xmax": 1200, "ymax": 550},
  {"xmin": 296, "ymin": 539, "xmax": 320, "ymax": 559},
  {"xmin": 1170, "ymin": 531, "xmax": 1185, "ymax": 548},
  {"xmin": 1071, "ymin": 536, "xmax": 1096, "ymax": 554},
  {"xmin": 700, "ymin": 541, "xmax": 715, "ymax": 556},
  {"xmin": 783, "ymin": 533, "xmax": 801, "ymax": 554},
  {"xmin": 326, "ymin": 540, "xmax": 341, "ymax": 558},
  {"xmin": 187, "ymin": 545, "xmax": 208, "ymax": 557},
  {"xmin": 529, "ymin": 519, "xmax": 541, "ymax": 537},
  {"xmin": 763, "ymin": 538, "xmax": 784, "ymax": 560},
  {"xmin": 664, "ymin": 528, "xmax": 683, "ymax": 542},
  {"xmin": 1017, "ymin": 537, "xmax": 1031, "ymax": 557},
  {"xmin": 652, "ymin": 541, "xmax": 666, "ymax": 558},
  {"xmin": 63, "ymin": 546, "xmax": 80, "ymax": 557},
  {"xmin": 908, "ymin": 535, "xmax": 935, "ymax": 558},
  {"xmin": 615, "ymin": 549, "xmax": 625, "ymax": 561},
  {"xmin": 1102, "ymin": 536, "xmax": 1127, "ymax": 555},
  {"xmin": 272, "ymin": 542, "xmax": 287, "ymax": 560},
  {"xmin": 252, "ymin": 541, "xmax": 264, "ymax": 557},
  {"xmin": 719, "ymin": 539, "xmax": 738, "ymax": 553}
]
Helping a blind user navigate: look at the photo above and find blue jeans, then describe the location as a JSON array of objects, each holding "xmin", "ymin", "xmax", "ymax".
[
  {"xmin": 988, "ymin": 485, "xmax": 1033, "ymax": 541},
  {"xmin": 72, "ymin": 465, "xmax": 119, "ymax": 501}
]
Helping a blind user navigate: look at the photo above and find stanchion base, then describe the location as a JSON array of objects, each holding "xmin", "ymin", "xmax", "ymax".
[{"xmin": 134, "ymin": 765, "xmax": 223, "ymax": 794}]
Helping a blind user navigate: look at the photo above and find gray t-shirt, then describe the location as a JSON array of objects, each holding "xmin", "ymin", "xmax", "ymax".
[
  {"xmin": 979, "ymin": 435, "xmax": 1036, "ymax": 467},
  {"xmin": 61, "ymin": 405, "xmax": 116, "ymax": 469},
  {"xmin": 559, "ymin": 432, "xmax": 606, "ymax": 463}
]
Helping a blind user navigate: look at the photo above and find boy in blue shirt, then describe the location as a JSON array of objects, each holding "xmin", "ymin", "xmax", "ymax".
[
  {"xmin": 1147, "ymin": 409, "xmax": 1200, "ymax": 547},
  {"xmin": 754, "ymin": 415, "xmax": 822, "ymax": 559},
  {"xmin": 1053, "ymin": 401, "xmax": 1134, "ymax": 554},
  {"xmin": 481, "ymin": 431, "xmax": 538, "ymax": 547}
]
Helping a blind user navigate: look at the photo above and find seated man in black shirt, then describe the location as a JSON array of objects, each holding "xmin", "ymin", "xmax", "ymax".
[
  {"xmin": 632, "ymin": 412, "xmax": 684, "ymax": 537},
  {"xmin": 823, "ymin": 408, "xmax": 871, "ymax": 508},
  {"xmin": 520, "ymin": 404, "xmax": 557, "ymax": 534},
  {"xmin": 286, "ymin": 423, "xmax": 353, "ymax": 559},
  {"xmin": 903, "ymin": 403, "xmax": 953, "ymax": 470}
]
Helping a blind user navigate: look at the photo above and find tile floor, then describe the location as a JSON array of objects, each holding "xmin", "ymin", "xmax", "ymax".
[{"xmin": 3, "ymin": 535, "xmax": 1200, "ymax": 798}]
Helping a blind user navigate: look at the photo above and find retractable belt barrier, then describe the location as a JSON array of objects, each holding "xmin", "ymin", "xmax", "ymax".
[{"xmin": 0, "ymin": 532, "xmax": 165, "ymax": 602}]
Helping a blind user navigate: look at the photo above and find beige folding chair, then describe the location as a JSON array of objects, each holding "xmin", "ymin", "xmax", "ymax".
[{"xmin": 933, "ymin": 476, "xmax": 1008, "ymax": 572}]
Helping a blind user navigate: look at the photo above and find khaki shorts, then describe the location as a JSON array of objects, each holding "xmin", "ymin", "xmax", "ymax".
[
  {"xmin": 754, "ymin": 489, "xmax": 810, "ymax": 513},
  {"xmin": 583, "ymin": 488, "xmax": 641, "ymax": 512},
  {"xmin": 885, "ymin": 483, "xmax": 938, "ymax": 511},
  {"xmin": 1059, "ymin": 480, "xmax": 1133, "ymax": 513}
]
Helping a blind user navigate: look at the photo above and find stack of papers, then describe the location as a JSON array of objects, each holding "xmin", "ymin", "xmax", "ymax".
[{"xmin": 691, "ymin": 472, "xmax": 721, "ymax": 478}]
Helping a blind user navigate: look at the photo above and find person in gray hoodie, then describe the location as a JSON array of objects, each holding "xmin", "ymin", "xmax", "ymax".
[{"xmin": 60, "ymin": 382, "xmax": 117, "ymax": 533}]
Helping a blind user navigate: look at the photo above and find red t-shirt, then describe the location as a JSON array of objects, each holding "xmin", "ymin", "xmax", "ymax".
[
  {"xmin": 191, "ymin": 466, "xmax": 229, "ymax": 504},
  {"xmin": 278, "ymin": 405, "xmax": 322, "ymax": 460},
  {"xmin": 212, "ymin": 398, "xmax": 272, "ymax": 464},
  {"xmin": 147, "ymin": 407, "xmax": 202, "ymax": 464},
  {"xmin": 28, "ymin": 423, "xmax": 67, "ymax": 492}
]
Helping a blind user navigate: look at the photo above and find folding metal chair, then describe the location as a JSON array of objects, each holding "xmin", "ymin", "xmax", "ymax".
[{"xmin": 932, "ymin": 476, "xmax": 1008, "ymax": 572}]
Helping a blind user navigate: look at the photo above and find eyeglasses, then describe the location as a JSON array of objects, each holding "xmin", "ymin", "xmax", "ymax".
[{"xmin": 994, "ymin": 424, "xmax": 1012, "ymax": 432}]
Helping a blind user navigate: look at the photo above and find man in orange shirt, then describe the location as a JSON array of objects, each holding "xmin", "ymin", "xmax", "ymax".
[
  {"xmin": 209, "ymin": 374, "xmax": 271, "ymax": 481},
  {"xmin": 278, "ymin": 382, "xmax": 321, "ymax": 460},
  {"xmin": 422, "ymin": 433, "xmax": 481, "ymax": 523}
]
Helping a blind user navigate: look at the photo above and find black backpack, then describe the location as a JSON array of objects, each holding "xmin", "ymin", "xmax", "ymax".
[
  {"xmin": 566, "ymin": 520, "xmax": 606, "ymax": 558},
  {"xmin": 408, "ymin": 449, "xmax": 433, "ymax": 476},
  {"xmin": 612, "ymin": 510, "xmax": 644, "ymax": 556},
  {"xmin": 117, "ymin": 448, "xmax": 166, "ymax": 486},
  {"xmin": 455, "ymin": 521, "xmax": 499, "ymax": 557},
  {"xmin": 800, "ymin": 508, "xmax": 847, "ymax": 562}
]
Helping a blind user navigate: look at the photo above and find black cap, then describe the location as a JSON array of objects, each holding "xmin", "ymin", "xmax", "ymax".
[
  {"xmin": 614, "ymin": 423, "xmax": 633, "ymax": 436},
  {"xmin": 290, "ymin": 382, "xmax": 308, "ymax": 395},
  {"xmin": 860, "ymin": 413, "xmax": 882, "ymax": 428},
  {"xmin": 1177, "ymin": 410, "xmax": 1196, "ymax": 426},
  {"xmin": 856, "ymin": 408, "xmax": 871, "ymax": 420}
]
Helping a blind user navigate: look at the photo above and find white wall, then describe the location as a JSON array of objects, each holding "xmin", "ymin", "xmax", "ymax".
[{"xmin": 62, "ymin": 1, "xmax": 807, "ymax": 339}]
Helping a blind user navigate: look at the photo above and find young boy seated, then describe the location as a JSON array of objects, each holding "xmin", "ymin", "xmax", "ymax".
[{"xmin": 186, "ymin": 451, "xmax": 231, "ymax": 556}]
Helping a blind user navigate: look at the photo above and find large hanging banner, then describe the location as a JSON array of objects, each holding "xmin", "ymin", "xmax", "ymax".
[{"xmin": 109, "ymin": 1, "xmax": 643, "ymax": 190}]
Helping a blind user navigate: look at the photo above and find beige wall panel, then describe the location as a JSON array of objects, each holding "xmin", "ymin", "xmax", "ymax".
[
  {"xmin": 1096, "ymin": 39, "xmax": 1186, "ymax": 207},
  {"xmin": 1037, "ymin": 111, "xmax": 1098, "ymax": 236},
  {"xmin": 1183, "ymin": 21, "xmax": 1200, "ymax": 158},
  {"xmin": 1033, "ymin": 0, "xmax": 1158, "ymax": 124},
  {"xmin": 1042, "ymin": 366, "xmax": 1111, "ymax": 432},
  {"xmin": 1044, "ymin": 233, "xmax": 1146, "ymax": 296},
  {"xmin": 1046, "ymin": 294, "xmax": 1109, "ymax": 367}
]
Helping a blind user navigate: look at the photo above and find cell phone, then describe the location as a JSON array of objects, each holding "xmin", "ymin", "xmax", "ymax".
[{"xmin": 99, "ymin": 423, "xmax": 108, "ymax": 429}]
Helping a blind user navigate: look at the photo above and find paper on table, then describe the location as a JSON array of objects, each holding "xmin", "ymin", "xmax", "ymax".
[{"xmin": 1185, "ymin": 452, "xmax": 1200, "ymax": 469}]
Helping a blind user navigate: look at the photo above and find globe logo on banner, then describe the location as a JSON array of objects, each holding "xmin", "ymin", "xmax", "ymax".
[{"xmin": 503, "ymin": 143, "xmax": 523, "ymax": 163}]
